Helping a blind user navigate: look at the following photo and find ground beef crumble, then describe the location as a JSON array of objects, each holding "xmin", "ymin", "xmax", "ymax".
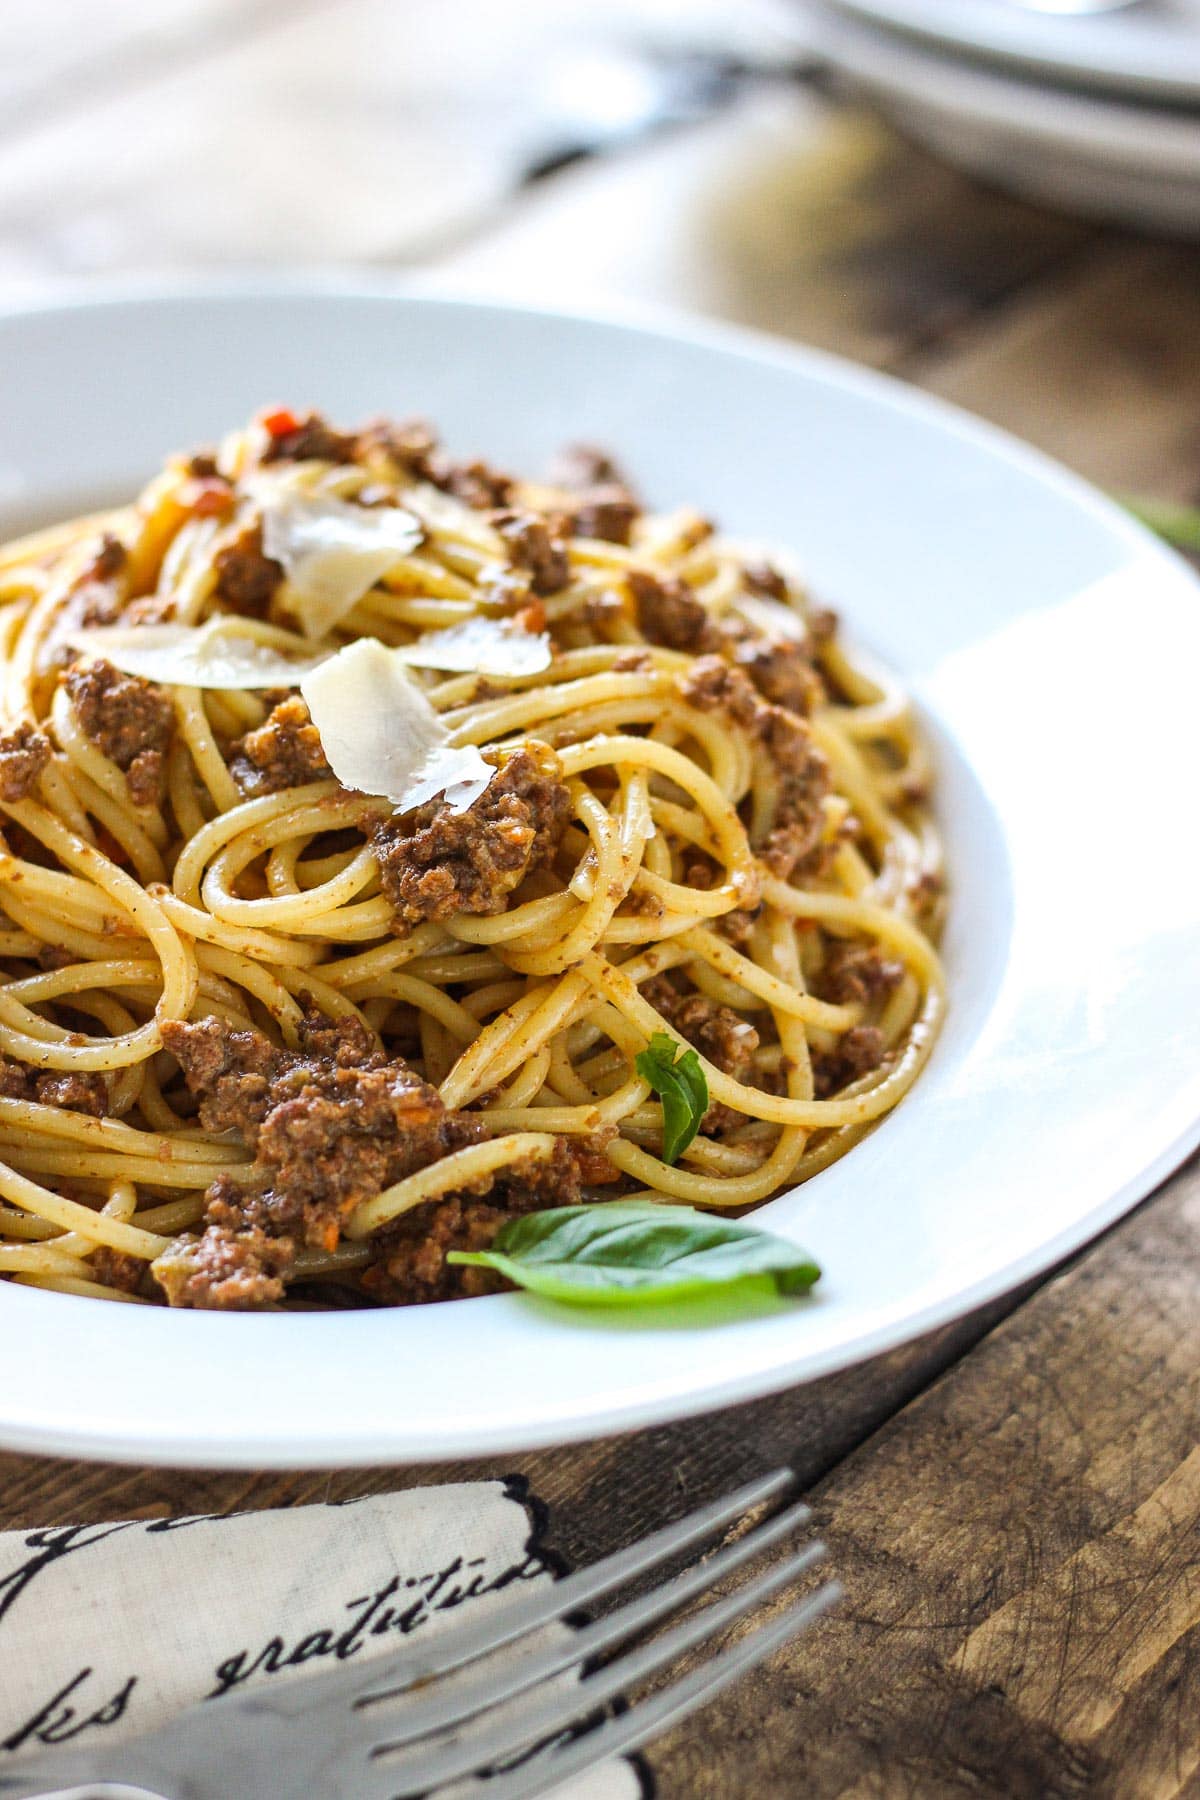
[
  {"xmin": 717, "ymin": 907, "xmax": 761, "ymax": 949},
  {"xmin": 679, "ymin": 655, "xmax": 759, "ymax": 727},
  {"xmin": 154, "ymin": 1009, "xmax": 488, "ymax": 1308},
  {"xmin": 0, "ymin": 721, "xmax": 51, "ymax": 803},
  {"xmin": 373, "ymin": 743, "xmax": 571, "ymax": 932},
  {"xmin": 212, "ymin": 523, "xmax": 283, "ymax": 617},
  {"xmin": 354, "ymin": 416, "xmax": 438, "ymax": 478},
  {"xmin": 363, "ymin": 1133, "xmax": 617, "ymax": 1304},
  {"xmin": 567, "ymin": 488, "xmax": 639, "ymax": 546},
  {"xmin": 153, "ymin": 1008, "xmax": 617, "ymax": 1309},
  {"xmin": 54, "ymin": 579, "xmax": 120, "ymax": 640},
  {"xmin": 757, "ymin": 708, "xmax": 834, "ymax": 880},
  {"xmin": 229, "ymin": 696, "xmax": 333, "ymax": 795},
  {"xmin": 628, "ymin": 569, "xmax": 713, "ymax": 652},
  {"xmin": 436, "ymin": 458, "xmax": 514, "ymax": 510},
  {"xmin": 363, "ymin": 1195, "xmax": 518, "ymax": 1302},
  {"xmin": 545, "ymin": 444, "xmax": 634, "ymax": 493},
  {"xmin": 493, "ymin": 510, "xmax": 571, "ymax": 596},
  {"xmin": 811, "ymin": 1024, "xmax": 889, "ymax": 1099},
  {"xmin": 681, "ymin": 857, "xmax": 765, "ymax": 947},
  {"xmin": 0, "ymin": 1055, "xmax": 107, "ymax": 1116},
  {"xmin": 63, "ymin": 658, "xmax": 175, "ymax": 805},
  {"xmin": 152, "ymin": 1218, "xmax": 294, "ymax": 1310},
  {"xmin": 261, "ymin": 412, "xmax": 358, "ymax": 466},
  {"xmin": 678, "ymin": 656, "xmax": 832, "ymax": 878},
  {"xmin": 628, "ymin": 565, "xmax": 828, "ymax": 715},
  {"xmin": 88, "ymin": 535, "xmax": 128, "ymax": 583},
  {"xmin": 909, "ymin": 868, "xmax": 945, "ymax": 930},
  {"xmin": 160, "ymin": 1011, "xmax": 484, "ymax": 1237},
  {"xmin": 642, "ymin": 975, "xmax": 759, "ymax": 1136},
  {"xmin": 730, "ymin": 635, "xmax": 824, "ymax": 718},
  {"xmin": 89, "ymin": 1246, "xmax": 153, "ymax": 1296},
  {"xmin": 643, "ymin": 977, "xmax": 759, "ymax": 1083},
  {"xmin": 35, "ymin": 943, "xmax": 74, "ymax": 971},
  {"xmin": 46, "ymin": 533, "xmax": 130, "ymax": 659},
  {"xmin": 742, "ymin": 561, "xmax": 789, "ymax": 601},
  {"xmin": 356, "ymin": 416, "xmax": 513, "ymax": 508},
  {"xmin": 812, "ymin": 941, "xmax": 905, "ymax": 1007}
]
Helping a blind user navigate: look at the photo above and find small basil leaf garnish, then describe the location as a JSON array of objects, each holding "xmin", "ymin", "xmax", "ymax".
[
  {"xmin": 448, "ymin": 1201, "xmax": 821, "ymax": 1307},
  {"xmin": 1123, "ymin": 495, "xmax": 1200, "ymax": 555},
  {"xmin": 634, "ymin": 1030, "xmax": 709, "ymax": 1163}
]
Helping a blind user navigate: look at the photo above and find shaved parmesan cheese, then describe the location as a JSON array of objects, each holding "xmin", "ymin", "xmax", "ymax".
[
  {"xmin": 67, "ymin": 622, "xmax": 328, "ymax": 689},
  {"xmin": 399, "ymin": 483, "xmax": 505, "ymax": 554},
  {"xmin": 259, "ymin": 493, "xmax": 424, "ymax": 638},
  {"xmin": 393, "ymin": 615, "xmax": 551, "ymax": 677},
  {"xmin": 396, "ymin": 742, "xmax": 496, "ymax": 812},
  {"xmin": 300, "ymin": 639, "xmax": 494, "ymax": 814},
  {"xmin": 735, "ymin": 594, "xmax": 809, "ymax": 642}
]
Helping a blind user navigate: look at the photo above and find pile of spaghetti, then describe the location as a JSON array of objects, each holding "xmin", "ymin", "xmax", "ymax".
[{"xmin": 0, "ymin": 410, "xmax": 944, "ymax": 1308}]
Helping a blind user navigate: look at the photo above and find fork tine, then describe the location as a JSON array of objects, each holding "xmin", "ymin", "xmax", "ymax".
[
  {"xmin": 361, "ymin": 1493, "xmax": 814, "ymax": 1745},
  {"xmin": 294, "ymin": 1465, "xmax": 795, "ymax": 1709},
  {"xmin": 418, "ymin": 1575, "xmax": 845, "ymax": 1800},
  {"xmin": 375, "ymin": 1540, "xmax": 830, "ymax": 1797}
]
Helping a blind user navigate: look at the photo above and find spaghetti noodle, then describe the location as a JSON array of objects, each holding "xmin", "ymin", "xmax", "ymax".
[{"xmin": 0, "ymin": 412, "xmax": 944, "ymax": 1308}]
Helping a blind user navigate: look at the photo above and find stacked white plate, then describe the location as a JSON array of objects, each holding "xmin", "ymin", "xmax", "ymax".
[{"xmin": 807, "ymin": 1, "xmax": 1200, "ymax": 235}]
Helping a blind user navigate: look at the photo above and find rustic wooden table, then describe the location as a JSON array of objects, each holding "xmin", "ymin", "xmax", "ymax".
[{"xmin": 4, "ymin": 4, "xmax": 1200, "ymax": 1794}]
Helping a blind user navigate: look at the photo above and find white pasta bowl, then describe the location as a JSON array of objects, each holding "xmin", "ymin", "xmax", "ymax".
[{"xmin": 0, "ymin": 286, "xmax": 1197, "ymax": 1468}]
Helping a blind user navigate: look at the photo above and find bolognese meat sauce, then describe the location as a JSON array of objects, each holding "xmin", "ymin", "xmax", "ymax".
[
  {"xmin": 154, "ymin": 1010, "xmax": 612, "ymax": 1309},
  {"xmin": 63, "ymin": 658, "xmax": 175, "ymax": 806},
  {"xmin": 372, "ymin": 743, "xmax": 571, "ymax": 932},
  {"xmin": 0, "ymin": 408, "xmax": 942, "ymax": 1312}
]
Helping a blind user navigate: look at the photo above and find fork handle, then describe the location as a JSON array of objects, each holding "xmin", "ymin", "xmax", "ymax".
[
  {"xmin": 0, "ymin": 1746, "xmax": 174, "ymax": 1798},
  {"xmin": 0, "ymin": 1790, "xmax": 163, "ymax": 1799}
]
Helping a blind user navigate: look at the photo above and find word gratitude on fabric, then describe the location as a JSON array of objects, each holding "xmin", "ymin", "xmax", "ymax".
[{"xmin": 0, "ymin": 1481, "xmax": 639, "ymax": 1797}]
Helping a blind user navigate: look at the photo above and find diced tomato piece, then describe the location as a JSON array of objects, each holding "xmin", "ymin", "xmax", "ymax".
[
  {"xmin": 515, "ymin": 601, "xmax": 546, "ymax": 634},
  {"xmin": 259, "ymin": 407, "xmax": 299, "ymax": 438},
  {"xmin": 186, "ymin": 478, "xmax": 233, "ymax": 517}
]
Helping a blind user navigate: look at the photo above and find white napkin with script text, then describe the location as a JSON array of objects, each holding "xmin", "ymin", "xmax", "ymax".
[{"xmin": 0, "ymin": 1481, "xmax": 640, "ymax": 1796}]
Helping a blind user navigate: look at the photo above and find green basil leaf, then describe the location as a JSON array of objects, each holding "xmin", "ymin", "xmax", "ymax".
[
  {"xmin": 448, "ymin": 1200, "xmax": 821, "ymax": 1307},
  {"xmin": 1123, "ymin": 495, "xmax": 1200, "ymax": 554},
  {"xmin": 634, "ymin": 1030, "xmax": 709, "ymax": 1163}
]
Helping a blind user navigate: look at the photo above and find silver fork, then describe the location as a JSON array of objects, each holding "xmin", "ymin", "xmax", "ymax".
[{"xmin": 0, "ymin": 1468, "xmax": 839, "ymax": 1800}]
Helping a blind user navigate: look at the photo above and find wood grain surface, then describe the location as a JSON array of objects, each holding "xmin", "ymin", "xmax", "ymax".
[
  {"xmin": 1, "ymin": 4, "xmax": 1198, "ymax": 1795},
  {"xmin": 646, "ymin": 1154, "xmax": 1200, "ymax": 1799}
]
